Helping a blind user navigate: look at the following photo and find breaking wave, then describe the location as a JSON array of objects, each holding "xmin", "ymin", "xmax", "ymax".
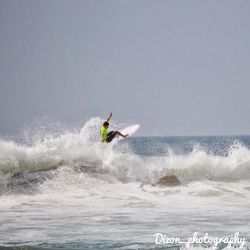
[{"xmin": 0, "ymin": 117, "xmax": 250, "ymax": 195}]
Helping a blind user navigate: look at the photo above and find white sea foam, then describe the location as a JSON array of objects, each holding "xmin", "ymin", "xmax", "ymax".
[
  {"xmin": 0, "ymin": 119, "xmax": 249, "ymax": 248},
  {"xmin": 0, "ymin": 117, "xmax": 250, "ymax": 185}
]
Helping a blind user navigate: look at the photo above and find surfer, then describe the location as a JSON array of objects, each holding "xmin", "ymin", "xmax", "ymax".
[{"xmin": 100, "ymin": 112, "xmax": 128, "ymax": 143}]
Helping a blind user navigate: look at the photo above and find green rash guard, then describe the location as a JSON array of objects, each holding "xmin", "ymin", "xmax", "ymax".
[{"xmin": 100, "ymin": 125, "xmax": 107, "ymax": 142}]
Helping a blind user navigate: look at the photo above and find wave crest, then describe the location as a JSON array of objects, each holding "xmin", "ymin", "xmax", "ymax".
[{"xmin": 0, "ymin": 118, "xmax": 250, "ymax": 185}]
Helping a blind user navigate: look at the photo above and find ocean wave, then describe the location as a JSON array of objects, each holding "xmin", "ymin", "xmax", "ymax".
[{"xmin": 0, "ymin": 117, "xmax": 250, "ymax": 191}]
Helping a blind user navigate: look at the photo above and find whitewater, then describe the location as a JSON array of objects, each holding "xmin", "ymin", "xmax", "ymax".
[{"xmin": 0, "ymin": 117, "xmax": 249, "ymax": 249}]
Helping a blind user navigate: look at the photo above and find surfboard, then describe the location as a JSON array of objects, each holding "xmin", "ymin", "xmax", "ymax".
[{"xmin": 118, "ymin": 124, "xmax": 140, "ymax": 140}]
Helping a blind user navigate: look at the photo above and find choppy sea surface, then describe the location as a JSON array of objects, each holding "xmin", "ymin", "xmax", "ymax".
[{"xmin": 0, "ymin": 118, "xmax": 249, "ymax": 250}]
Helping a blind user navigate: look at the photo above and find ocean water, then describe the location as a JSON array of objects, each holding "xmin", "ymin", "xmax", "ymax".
[{"xmin": 0, "ymin": 118, "xmax": 249, "ymax": 250}]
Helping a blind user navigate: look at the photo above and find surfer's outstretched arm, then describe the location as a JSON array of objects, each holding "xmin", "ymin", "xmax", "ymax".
[{"xmin": 106, "ymin": 112, "xmax": 112, "ymax": 122}]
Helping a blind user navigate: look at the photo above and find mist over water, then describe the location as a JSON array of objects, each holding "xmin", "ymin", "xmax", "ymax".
[{"xmin": 0, "ymin": 118, "xmax": 249, "ymax": 249}]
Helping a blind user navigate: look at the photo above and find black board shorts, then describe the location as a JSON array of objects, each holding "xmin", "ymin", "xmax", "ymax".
[{"xmin": 106, "ymin": 131, "xmax": 117, "ymax": 143}]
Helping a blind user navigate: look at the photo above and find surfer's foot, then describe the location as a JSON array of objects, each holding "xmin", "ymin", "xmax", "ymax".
[{"xmin": 116, "ymin": 131, "xmax": 128, "ymax": 138}]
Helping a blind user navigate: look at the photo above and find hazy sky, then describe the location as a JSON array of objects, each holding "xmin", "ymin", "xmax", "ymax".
[{"xmin": 0, "ymin": 0, "xmax": 250, "ymax": 136}]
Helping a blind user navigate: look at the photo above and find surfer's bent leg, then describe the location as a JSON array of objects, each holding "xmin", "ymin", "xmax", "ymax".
[
  {"xmin": 116, "ymin": 131, "xmax": 128, "ymax": 138},
  {"xmin": 106, "ymin": 131, "xmax": 128, "ymax": 143},
  {"xmin": 106, "ymin": 131, "xmax": 118, "ymax": 143}
]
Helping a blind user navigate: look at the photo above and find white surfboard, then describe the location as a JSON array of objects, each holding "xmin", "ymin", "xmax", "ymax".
[{"xmin": 118, "ymin": 124, "xmax": 140, "ymax": 140}]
